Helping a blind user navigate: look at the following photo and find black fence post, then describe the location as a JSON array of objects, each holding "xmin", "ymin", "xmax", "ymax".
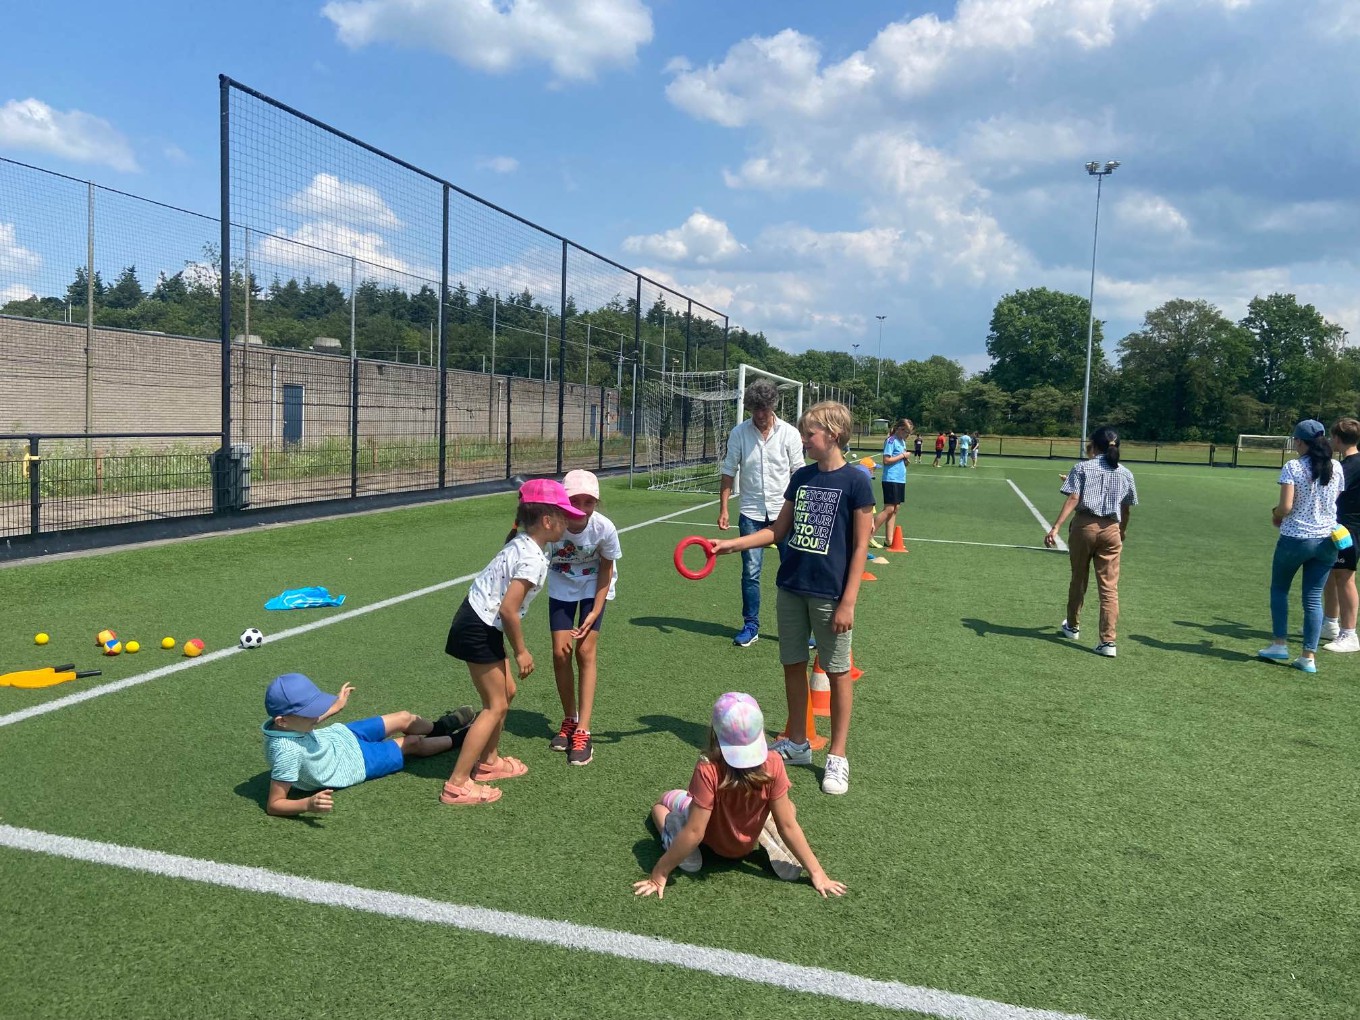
[
  {"xmin": 216, "ymin": 76, "xmax": 233, "ymax": 513},
  {"xmin": 505, "ymin": 377, "xmax": 513, "ymax": 480},
  {"xmin": 27, "ymin": 436, "xmax": 40, "ymax": 537},
  {"xmin": 598, "ymin": 383, "xmax": 606, "ymax": 470},
  {"xmin": 438, "ymin": 184, "xmax": 450, "ymax": 488}
]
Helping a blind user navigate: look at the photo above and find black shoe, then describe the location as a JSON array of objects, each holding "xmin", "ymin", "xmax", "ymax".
[{"xmin": 429, "ymin": 706, "xmax": 477, "ymax": 742}]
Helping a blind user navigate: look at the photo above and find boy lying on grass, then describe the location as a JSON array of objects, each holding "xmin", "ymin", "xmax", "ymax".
[{"xmin": 261, "ymin": 672, "xmax": 474, "ymax": 816}]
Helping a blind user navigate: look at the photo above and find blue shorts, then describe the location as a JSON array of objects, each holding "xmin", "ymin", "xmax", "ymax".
[
  {"xmin": 548, "ymin": 597, "xmax": 606, "ymax": 633},
  {"xmin": 344, "ymin": 717, "xmax": 405, "ymax": 781}
]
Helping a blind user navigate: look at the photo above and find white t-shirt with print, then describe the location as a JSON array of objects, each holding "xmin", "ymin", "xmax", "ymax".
[
  {"xmin": 467, "ymin": 533, "xmax": 550, "ymax": 630},
  {"xmin": 546, "ymin": 512, "xmax": 622, "ymax": 602},
  {"xmin": 1278, "ymin": 457, "xmax": 1342, "ymax": 539}
]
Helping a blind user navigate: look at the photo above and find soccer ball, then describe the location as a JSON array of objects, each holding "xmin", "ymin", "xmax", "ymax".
[{"xmin": 239, "ymin": 627, "xmax": 265, "ymax": 649}]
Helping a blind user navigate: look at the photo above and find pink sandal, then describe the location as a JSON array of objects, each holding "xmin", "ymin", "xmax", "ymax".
[
  {"xmin": 471, "ymin": 756, "xmax": 529, "ymax": 781},
  {"xmin": 439, "ymin": 780, "xmax": 503, "ymax": 806}
]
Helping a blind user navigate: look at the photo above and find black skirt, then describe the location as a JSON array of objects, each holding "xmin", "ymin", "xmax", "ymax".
[{"xmin": 445, "ymin": 597, "xmax": 507, "ymax": 664}]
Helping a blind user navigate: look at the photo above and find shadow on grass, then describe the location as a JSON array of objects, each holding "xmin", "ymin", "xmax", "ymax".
[
  {"xmin": 1173, "ymin": 618, "xmax": 1273, "ymax": 642},
  {"xmin": 961, "ymin": 618, "xmax": 1071, "ymax": 645},
  {"xmin": 628, "ymin": 824, "xmax": 784, "ymax": 886},
  {"xmin": 629, "ymin": 616, "xmax": 737, "ymax": 639},
  {"xmin": 1126, "ymin": 639, "xmax": 1251, "ymax": 663},
  {"xmin": 1128, "ymin": 634, "xmax": 1256, "ymax": 662},
  {"xmin": 233, "ymin": 771, "xmax": 324, "ymax": 826}
]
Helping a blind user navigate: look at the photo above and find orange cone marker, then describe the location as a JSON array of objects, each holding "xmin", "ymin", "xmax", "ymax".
[
  {"xmin": 809, "ymin": 657, "xmax": 831, "ymax": 717},
  {"xmin": 887, "ymin": 525, "xmax": 908, "ymax": 552}
]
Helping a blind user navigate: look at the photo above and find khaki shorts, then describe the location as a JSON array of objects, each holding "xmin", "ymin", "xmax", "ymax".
[{"xmin": 776, "ymin": 588, "xmax": 852, "ymax": 671}]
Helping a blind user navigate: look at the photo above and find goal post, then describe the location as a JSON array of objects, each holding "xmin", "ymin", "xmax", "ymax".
[
  {"xmin": 634, "ymin": 363, "xmax": 803, "ymax": 493},
  {"xmin": 1235, "ymin": 434, "xmax": 1292, "ymax": 469}
]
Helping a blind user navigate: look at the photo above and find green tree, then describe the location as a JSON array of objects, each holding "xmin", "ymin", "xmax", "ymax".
[
  {"xmin": 105, "ymin": 265, "xmax": 145, "ymax": 310},
  {"xmin": 1241, "ymin": 293, "xmax": 1347, "ymax": 430},
  {"xmin": 985, "ymin": 287, "xmax": 1104, "ymax": 393}
]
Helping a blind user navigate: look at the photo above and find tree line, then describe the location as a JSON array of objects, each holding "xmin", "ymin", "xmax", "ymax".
[{"xmin": 3, "ymin": 259, "xmax": 1348, "ymax": 442}]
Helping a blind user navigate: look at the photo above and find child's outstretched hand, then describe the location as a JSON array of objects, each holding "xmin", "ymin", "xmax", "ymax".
[
  {"xmin": 307, "ymin": 790, "xmax": 335, "ymax": 814},
  {"xmin": 709, "ymin": 539, "xmax": 737, "ymax": 556},
  {"xmin": 632, "ymin": 872, "xmax": 668, "ymax": 899},
  {"xmin": 810, "ymin": 871, "xmax": 847, "ymax": 897},
  {"xmin": 335, "ymin": 683, "xmax": 355, "ymax": 709}
]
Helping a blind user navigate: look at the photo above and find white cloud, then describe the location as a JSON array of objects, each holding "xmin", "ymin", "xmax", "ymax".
[
  {"xmin": 163, "ymin": 144, "xmax": 191, "ymax": 166},
  {"xmin": 322, "ymin": 0, "xmax": 653, "ymax": 82},
  {"xmin": 285, "ymin": 173, "xmax": 402, "ymax": 230},
  {"xmin": 0, "ymin": 98, "xmax": 138, "ymax": 173},
  {"xmin": 1113, "ymin": 191, "xmax": 1189, "ymax": 234},
  {"xmin": 723, "ymin": 146, "xmax": 826, "ymax": 190},
  {"xmin": 0, "ymin": 223, "xmax": 42, "ymax": 276},
  {"xmin": 0, "ymin": 283, "xmax": 35, "ymax": 304},
  {"xmin": 479, "ymin": 155, "xmax": 519, "ymax": 174},
  {"xmin": 622, "ymin": 210, "xmax": 746, "ymax": 265}
]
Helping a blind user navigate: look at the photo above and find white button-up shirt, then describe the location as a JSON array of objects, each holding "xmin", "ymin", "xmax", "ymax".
[{"xmin": 721, "ymin": 417, "xmax": 805, "ymax": 521}]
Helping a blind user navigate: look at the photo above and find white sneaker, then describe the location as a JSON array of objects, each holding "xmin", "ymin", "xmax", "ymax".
[
  {"xmin": 1324, "ymin": 632, "xmax": 1360, "ymax": 653},
  {"xmin": 1258, "ymin": 643, "xmax": 1291, "ymax": 662},
  {"xmin": 1321, "ymin": 620, "xmax": 1340, "ymax": 641},
  {"xmin": 1060, "ymin": 620, "xmax": 1080, "ymax": 640},
  {"xmin": 1093, "ymin": 642, "xmax": 1117, "ymax": 657},
  {"xmin": 758, "ymin": 816, "xmax": 803, "ymax": 880},
  {"xmin": 822, "ymin": 753, "xmax": 850, "ymax": 795}
]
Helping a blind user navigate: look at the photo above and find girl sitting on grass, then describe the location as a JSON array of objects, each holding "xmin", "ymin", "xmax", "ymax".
[
  {"xmin": 632, "ymin": 692, "xmax": 846, "ymax": 899},
  {"xmin": 440, "ymin": 479, "xmax": 585, "ymax": 806}
]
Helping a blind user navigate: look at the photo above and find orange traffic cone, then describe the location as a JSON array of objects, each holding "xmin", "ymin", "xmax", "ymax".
[
  {"xmin": 887, "ymin": 525, "xmax": 908, "ymax": 552},
  {"xmin": 777, "ymin": 675, "xmax": 828, "ymax": 750},
  {"xmin": 809, "ymin": 657, "xmax": 831, "ymax": 717},
  {"xmin": 849, "ymin": 652, "xmax": 864, "ymax": 681},
  {"xmin": 861, "ymin": 570, "xmax": 877, "ymax": 581}
]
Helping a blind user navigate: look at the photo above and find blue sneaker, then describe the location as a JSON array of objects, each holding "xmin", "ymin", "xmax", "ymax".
[
  {"xmin": 1293, "ymin": 656, "xmax": 1318, "ymax": 674},
  {"xmin": 1257, "ymin": 643, "xmax": 1290, "ymax": 661},
  {"xmin": 734, "ymin": 624, "xmax": 759, "ymax": 648},
  {"xmin": 769, "ymin": 736, "xmax": 812, "ymax": 765}
]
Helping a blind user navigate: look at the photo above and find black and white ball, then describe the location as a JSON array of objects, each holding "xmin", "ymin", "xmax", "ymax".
[{"xmin": 239, "ymin": 627, "xmax": 265, "ymax": 649}]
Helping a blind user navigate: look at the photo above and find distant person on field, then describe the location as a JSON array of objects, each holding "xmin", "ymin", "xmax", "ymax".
[
  {"xmin": 970, "ymin": 432, "xmax": 981, "ymax": 469},
  {"xmin": 711, "ymin": 401, "xmax": 874, "ymax": 796},
  {"xmin": 546, "ymin": 470, "xmax": 623, "ymax": 766},
  {"xmin": 933, "ymin": 430, "xmax": 945, "ymax": 467},
  {"xmin": 873, "ymin": 418, "xmax": 911, "ymax": 547},
  {"xmin": 1259, "ymin": 420, "xmax": 1341, "ymax": 673},
  {"xmin": 632, "ymin": 692, "xmax": 846, "ymax": 900},
  {"xmin": 261, "ymin": 673, "xmax": 471, "ymax": 817},
  {"xmin": 441, "ymin": 479, "xmax": 586, "ymax": 805},
  {"xmin": 1322, "ymin": 417, "xmax": 1360, "ymax": 653},
  {"xmin": 913, "ymin": 431, "xmax": 923, "ymax": 461},
  {"xmin": 717, "ymin": 378, "xmax": 805, "ymax": 648},
  {"xmin": 958, "ymin": 429, "xmax": 972, "ymax": 468},
  {"xmin": 945, "ymin": 430, "xmax": 958, "ymax": 466},
  {"xmin": 1045, "ymin": 427, "xmax": 1139, "ymax": 658}
]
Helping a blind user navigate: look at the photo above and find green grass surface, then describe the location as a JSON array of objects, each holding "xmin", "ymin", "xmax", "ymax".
[{"xmin": 1, "ymin": 464, "xmax": 1357, "ymax": 1019}]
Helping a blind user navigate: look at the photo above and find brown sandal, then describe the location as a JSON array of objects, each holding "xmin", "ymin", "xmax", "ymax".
[
  {"xmin": 471, "ymin": 756, "xmax": 529, "ymax": 781},
  {"xmin": 439, "ymin": 780, "xmax": 503, "ymax": 806}
]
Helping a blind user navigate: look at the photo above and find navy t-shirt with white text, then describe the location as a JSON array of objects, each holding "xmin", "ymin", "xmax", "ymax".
[{"xmin": 776, "ymin": 463, "xmax": 875, "ymax": 601}]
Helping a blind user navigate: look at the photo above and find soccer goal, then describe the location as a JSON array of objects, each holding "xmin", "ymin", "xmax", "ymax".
[
  {"xmin": 634, "ymin": 364, "xmax": 804, "ymax": 492},
  {"xmin": 1236, "ymin": 434, "xmax": 1292, "ymax": 468}
]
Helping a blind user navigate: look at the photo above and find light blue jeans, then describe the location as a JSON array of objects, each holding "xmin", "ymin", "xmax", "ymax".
[
  {"xmin": 1270, "ymin": 536, "xmax": 1337, "ymax": 652},
  {"xmin": 739, "ymin": 514, "xmax": 772, "ymax": 628}
]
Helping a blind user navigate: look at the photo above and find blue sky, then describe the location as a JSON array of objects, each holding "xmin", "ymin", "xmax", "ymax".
[{"xmin": 2, "ymin": 0, "xmax": 1358, "ymax": 373}]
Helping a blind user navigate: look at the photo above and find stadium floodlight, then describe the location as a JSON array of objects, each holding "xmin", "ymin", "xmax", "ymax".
[
  {"xmin": 1080, "ymin": 158, "xmax": 1119, "ymax": 458},
  {"xmin": 852, "ymin": 342, "xmax": 860, "ymax": 379},
  {"xmin": 875, "ymin": 315, "xmax": 886, "ymax": 399}
]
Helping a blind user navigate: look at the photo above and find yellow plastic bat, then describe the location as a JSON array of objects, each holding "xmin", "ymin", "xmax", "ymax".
[{"xmin": 0, "ymin": 663, "xmax": 102, "ymax": 689}]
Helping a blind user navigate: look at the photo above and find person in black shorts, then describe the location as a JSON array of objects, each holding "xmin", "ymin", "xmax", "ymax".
[{"xmin": 1322, "ymin": 417, "xmax": 1360, "ymax": 652}]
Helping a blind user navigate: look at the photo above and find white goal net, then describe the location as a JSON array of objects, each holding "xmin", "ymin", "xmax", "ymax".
[
  {"xmin": 635, "ymin": 364, "xmax": 804, "ymax": 493},
  {"xmin": 1236, "ymin": 434, "xmax": 1292, "ymax": 467}
]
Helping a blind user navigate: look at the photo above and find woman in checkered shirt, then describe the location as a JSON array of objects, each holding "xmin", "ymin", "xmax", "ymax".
[{"xmin": 1044, "ymin": 427, "xmax": 1139, "ymax": 657}]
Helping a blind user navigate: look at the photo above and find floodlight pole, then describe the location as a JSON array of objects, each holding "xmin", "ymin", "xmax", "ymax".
[
  {"xmin": 852, "ymin": 343, "xmax": 860, "ymax": 380},
  {"xmin": 875, "ymin": 315, "xmax": 886, "ymax": 399},
  {"xmin": 1080, "ymin": 160, "xmax": 1118, "ymax": 458}
]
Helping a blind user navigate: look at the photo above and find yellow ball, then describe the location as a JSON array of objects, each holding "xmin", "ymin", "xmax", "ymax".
[
  {"xmin": 126, "ymin": 640, "xmax": 140, "ymax": 653},
  {"xmin": 96, "ymin": 628, "xmax": 117, "ymax": 647},
  {"xmin": 161, "ymin": 637, "xmax": 176, "ymax": 650},
  {"xmin": 183, "ymin": 638, "xmax": 204, "ymax": 658},
  {"xmin": 34, "ymin": 633, "xmax": 49, "ymax": 645}
]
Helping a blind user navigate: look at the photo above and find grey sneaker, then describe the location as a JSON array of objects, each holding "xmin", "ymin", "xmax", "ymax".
[
  {"xmin": 822, "ymin": 753, "xmax": 850, "ymax": 795},
  {"xmin": 1060, "ymin": 620, "xmax": 1080, "ymax": 640},
  {"xmin": 769, "ymin": 736, "xmax": 812, "ymax": 766},
  {"xmin": 1093, "ymin": 642, "xmax": 1117, "ymax": 657},
  {"xmin": 758, "ymin": 816, "xmax": 802, "ymax": 880}
]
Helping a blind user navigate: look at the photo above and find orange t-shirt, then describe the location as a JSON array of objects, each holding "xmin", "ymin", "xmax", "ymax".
[{"xmin": 686, "ymin": 751, "xmax": 791, "ymax": 859}]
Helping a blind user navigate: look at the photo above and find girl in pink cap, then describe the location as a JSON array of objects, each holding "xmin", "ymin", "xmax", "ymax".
[
  {"xmin": 440, "ymin": 478, "xmax": 585, "ymax": 806},
  {"xmin": 633, "ymin": 692, "xmax": 846, "ymax": 899}
]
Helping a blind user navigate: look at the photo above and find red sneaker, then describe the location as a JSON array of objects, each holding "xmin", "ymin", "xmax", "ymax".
[{"xmin": 550, "ymin": 717, "xmax": 577, "ymax": 752}]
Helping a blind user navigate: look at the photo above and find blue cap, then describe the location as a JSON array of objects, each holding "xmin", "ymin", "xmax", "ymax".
[
  {"xmin": 265, "ymin": 673, "xmax": 336, "ymax": 719},
  {"xmin": 1293, "ymin": 419, "xmax": 1326, "ymax": 441}
]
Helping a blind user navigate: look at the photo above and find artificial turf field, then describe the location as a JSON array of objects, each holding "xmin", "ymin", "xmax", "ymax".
[{"xmin": 1, "ymin": 459, "xmax": 1357, "ymax": 1020}]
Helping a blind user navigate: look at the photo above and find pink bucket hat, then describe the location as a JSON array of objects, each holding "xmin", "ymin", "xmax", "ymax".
[
  {"xmin": 562, "ymin": 469, "xmax": 600, "ymax": 499},
  {"xmin": 712, "ymin": 692, "xmax": 767, "ymax": 769},
  {"xmin": 519, "ymin": 478, "xmax": 586, "ymax": 518}
]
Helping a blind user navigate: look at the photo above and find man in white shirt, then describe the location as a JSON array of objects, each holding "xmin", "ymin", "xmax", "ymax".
[{"xmin": 717, "ymin": 378, "xmax": 805, "ymax": 646}]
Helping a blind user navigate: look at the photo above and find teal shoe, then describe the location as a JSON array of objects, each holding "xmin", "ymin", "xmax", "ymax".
[
  {"xmin": 1293, "ymin": 656, "xmax": 1318, "ymax": 674},
  {"xmin": 1257, "ymin": 644, "xmax": 1290, "ymax": 661}
]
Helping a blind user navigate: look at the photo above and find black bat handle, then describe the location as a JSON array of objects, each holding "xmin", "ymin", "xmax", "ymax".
[{"xmin": 74, "ymin": 670, "xmax": 102, "ymax": 679}]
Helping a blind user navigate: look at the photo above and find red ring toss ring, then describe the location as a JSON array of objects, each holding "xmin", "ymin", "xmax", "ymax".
[{"xmin": 673, "ymin": 536, "xmax": 717, "ymax": 580}]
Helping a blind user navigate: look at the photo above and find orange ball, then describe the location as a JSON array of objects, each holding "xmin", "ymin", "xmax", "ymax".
[{"xmin": 183, "ymin": 638, "xmax": 205, "ymax": 658}]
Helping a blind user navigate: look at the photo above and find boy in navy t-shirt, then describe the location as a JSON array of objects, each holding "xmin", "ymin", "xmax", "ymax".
[{"xmin": 712, "ymin": 401, "xmax": 874, "ymax": 795}]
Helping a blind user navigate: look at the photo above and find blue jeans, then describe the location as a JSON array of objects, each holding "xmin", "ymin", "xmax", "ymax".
[
  {"xmin": 1270, "ymin": 536, "xmax": 1337, "ymax": 652},
  {"xmin": 739, "ymin": 514, "xmax": 772, "ymax": 628}
]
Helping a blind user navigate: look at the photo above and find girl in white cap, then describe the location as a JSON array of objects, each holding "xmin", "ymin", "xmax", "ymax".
[
  {"xmin": 633, "ymin": 692, "xmax": 846, "ymax": 899},
  {"xmin": 545, "ymin": 469, "xmax": 623, "ymax": 767}
]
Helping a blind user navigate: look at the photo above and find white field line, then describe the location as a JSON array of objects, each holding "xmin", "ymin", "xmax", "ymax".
[
  {"xmin": 1006, "ymin": 480, "xmax": 1066, "ymax": 552},
  {"xmin": 0, "ymin": 499, "xmax": 717, "ymax": 731},
  {"xmin": 903, "ymin": 537, "xmax": 1053, "ymax": 553},
  {"xmin": 0, "ymin": 824, "xmax": 1094, "ymax": 1020}
]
